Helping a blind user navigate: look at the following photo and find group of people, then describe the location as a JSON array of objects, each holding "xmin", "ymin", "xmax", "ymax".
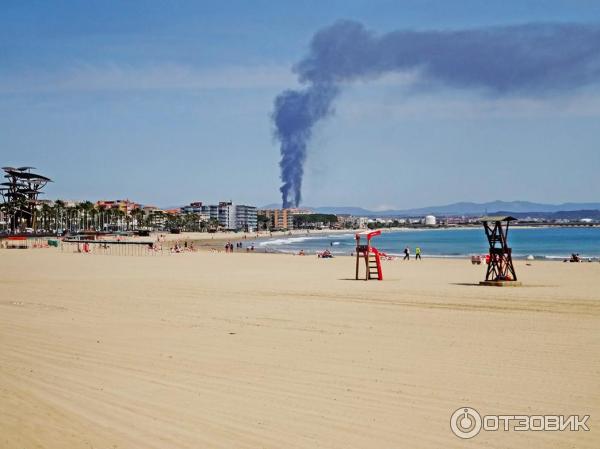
[
  {"xmin": 403, "ymin": 246, "xmax": 422, "ymax": 260},
  {"xmin": 224, "ymin": 241, "xmax": 255, "ymax": 253},
  {"xmin": 318, "ymin": 249, "xmax": 334, "ymax": 258},
  {"xmin": 171, "ymin": 241, "xmax": 194, "ymax": 253}
]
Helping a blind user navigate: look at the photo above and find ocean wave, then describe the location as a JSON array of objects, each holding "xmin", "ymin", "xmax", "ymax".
[
  {"xmin": 259, "ymin": 236, "xmax": 322, "ymax": 246},
  {"xmin": 259, "ymin": 233, "xmax": 355, "ymax": 247}
]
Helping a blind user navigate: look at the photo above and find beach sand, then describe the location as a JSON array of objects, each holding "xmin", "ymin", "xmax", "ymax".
[
  {"xmin": 117, "ymin": 229, "xmax": 352, "ymax": 251},
  {"xmin": 1, "ymin": 250, "xmax": 598, "ymax": 448}
]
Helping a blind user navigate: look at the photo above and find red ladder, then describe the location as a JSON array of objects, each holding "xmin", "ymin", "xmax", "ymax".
[{"xmin": 368, "ymin": 247, "xmax": 383, "ymax": 280}]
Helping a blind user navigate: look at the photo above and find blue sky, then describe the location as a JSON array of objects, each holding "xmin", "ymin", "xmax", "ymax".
[{"xmin": 2, "ymin": 0, "xmax": 600, "ymax": 209}]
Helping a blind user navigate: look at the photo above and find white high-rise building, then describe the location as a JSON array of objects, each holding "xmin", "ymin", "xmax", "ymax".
[
  {"xmin": 181, "ymin": 201, "xmax": 257, "ymax": 231},
  {"xmin": 217, "ymin": 202, "xmax": 257, "ymax": 231},
  {"xmin": 218, "ymin": 202, "xmax": 236, "ymax": 230},
  {"xmin": 234, "ymin": 205, "xmax": 257, "ymax": 232},
  {"xmin": 424, "ymin": 215, "xmax": 437, "ymax": 226}
]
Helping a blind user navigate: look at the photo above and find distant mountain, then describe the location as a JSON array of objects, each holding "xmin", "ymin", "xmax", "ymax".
[
  {"xmin": 260, "ymin": 204, "xmax": 378, "ymax": 215},
  {"xmin": 313, "ymin": 206, "xmax": 375, "ymax": 215},
  {"xmin": 400, "ymin": 201, "xmax": 600, "ymax": 216},
  {"xmin": 261, "ymin": 201, "xmax": 600, "ymax": 216},
  {"xmin": 496, "ymin": 210, "xmax": 600, "ymax": 220}
]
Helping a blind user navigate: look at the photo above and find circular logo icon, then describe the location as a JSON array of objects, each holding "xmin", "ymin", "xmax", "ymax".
[{"xmin": 450, "ymin": 407, "xmax": 482, "ymax": 439}]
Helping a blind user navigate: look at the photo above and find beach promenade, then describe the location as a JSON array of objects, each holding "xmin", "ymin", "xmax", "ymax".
[{"xmin": 1, "ymin": 250, "xmax": 598, "ymax": 448}]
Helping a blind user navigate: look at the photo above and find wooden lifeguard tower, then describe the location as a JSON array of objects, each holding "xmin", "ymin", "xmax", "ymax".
[
  {"xmin": 355, "ymin": 230, "xmax": 383, "ymax": 281},
  {"xmin": 480, "ymin": 216, "xmax": 521, "ymax": 286}
]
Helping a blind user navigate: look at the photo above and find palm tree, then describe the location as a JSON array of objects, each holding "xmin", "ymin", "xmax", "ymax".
[
  {"xmin": 124, "ymin": 210, "xmax": 132, "ymax": 231},
  {"xmin": 79, "ymin": 201, "xmax": 94, "ymax": 231},
  {"xmin": 37, "ymin": 203, "xmax": 52, "ymax": 231},
  {"xmin": 166, "ymin": 213, "xmax": 184, "ymax": 231},
  {"xmin": 96, "ymin": 204, "xmax": 107, "ymax": 231},
  {"xmin": 182, "ymin": 213, "xmax": 200, "ymax": 231},
  {"xmin": 131, "ymin": 207, "xmax": 144, "ymax": 230},
  {"xmin": 257, "ymin": 215, "xmax": 271, "ymax": 231},
  {"xmin": 114, "ymin": 209, "xmax": 126, "ymax": 231},
  {"xmin": 69, "ymin": 203, "xmax": 82, "ymax": 232},
  {"xmin": 199, "ymin": 218, "xmax": 208, "ymax": 233},
  {"xmin": 105, "ymin": 207, "xmax": 114, "ymax": 231},
  {"xmin": 90, "ymin": 206, "xmax": 99, "ymax": 230},
  {"xmin": 53, "ymin": 200, "xmax": 66, "ymax": 234},
  {"xmin": 208, "ymin": 217, "xmax": 219, "ymax": 232}
]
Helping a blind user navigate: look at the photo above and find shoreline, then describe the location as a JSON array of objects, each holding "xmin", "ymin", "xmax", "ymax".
[
  {"xmin": 255, "ymin": 248, "xmax": 600, "ymax": 261},
  {"xmin": 3, "ymin": 226, "xmax": 598, "ymax": 261}
]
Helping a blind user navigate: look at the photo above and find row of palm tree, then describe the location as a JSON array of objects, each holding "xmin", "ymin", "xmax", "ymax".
[{"xmin": 2, "ymin": 201, "xmax": 219, "ymax": 234}]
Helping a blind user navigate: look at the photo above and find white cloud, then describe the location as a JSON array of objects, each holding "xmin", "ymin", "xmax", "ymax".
[
  {"xmin": 0, "ymin": 63, "xmax": 299, "ymax": 94},
  {"xmin": 4, "ymin": 61, "xmax": 599, "ymax": 122},
  {"xmin": 337, "ymin": 86, "xmax": 600, "ymax": 120}
]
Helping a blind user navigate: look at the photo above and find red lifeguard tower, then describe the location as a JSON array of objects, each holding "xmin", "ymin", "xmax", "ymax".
[{"xmin": 355, "ymin": 230, "xmax": 383, "ymax": 281}]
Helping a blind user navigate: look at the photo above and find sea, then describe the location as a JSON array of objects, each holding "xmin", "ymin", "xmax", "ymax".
[{"xmin": 258, "ymin": 227, "xmax": 600, "ymax": 260}]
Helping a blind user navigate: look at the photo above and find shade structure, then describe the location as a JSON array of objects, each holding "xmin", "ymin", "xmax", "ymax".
[{"xmin": 0, "ymin": 166, "xmax": 52, "ymax": 232}]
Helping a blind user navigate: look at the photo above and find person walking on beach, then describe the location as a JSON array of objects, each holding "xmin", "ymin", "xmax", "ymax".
[
  {"xmin": 403, "ymin": 246, "xmax": 410, "ymax": 260},
  {"xmin": 415, "ymin": 247, "xmax": 422, "ymax": 260}
]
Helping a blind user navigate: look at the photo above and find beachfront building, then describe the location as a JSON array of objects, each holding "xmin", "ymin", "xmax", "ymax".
[
  {"xmin": 233, "ymin": 205, "xmax": 258, "ymax": 232},
  {"xmin": 96, "ymin": 199, "xmax": 141, "ymax": 214},
  {"xmin": 336, "ymin": 215, "xmax": 369, "ymax": 229},
  {"xmin": 258, "ymin": 208, "xmax": 312, "ymax": 230},
  {"xmin": 218, "ymin": 202, "xmax": 257, "ymax": 232},
  {"xmin": 218, "ymin": 201, "xmax": 236, "ymax": 229},
  {"xmin": 181, "ymin": 201, "xmax": 213, "ymax": 223},
  {"xmin": 180, "ymin": 201, "xmax": 203, "ymax": 214},
  {"xmin": 142, "ymin": 205, "xmax": 166, "ymax": 229},
  {"xmin": 142, "ymin": 205, "xmax": 161, "ymax": 215},
  {"xmin": 259, "ymin": 208, "xmax": 293, "ymax": 230},
  {"xmin": 180, "ymin": 201, "xmax": 257, "ymax": 232}
]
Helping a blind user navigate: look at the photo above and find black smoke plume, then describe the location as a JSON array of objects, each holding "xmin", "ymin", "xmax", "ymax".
[{"xmin": 273, "ymin": 20, "xmax": 600, "ymax": 207}]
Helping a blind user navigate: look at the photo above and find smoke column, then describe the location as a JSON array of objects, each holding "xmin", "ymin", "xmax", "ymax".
[
  {"xmin": 273, "ymin": 20, "xmax": 600, "ymax": 207},
  {"xmin": 273, "ymin": 83, "xmax": 338, "ymax": 208}
]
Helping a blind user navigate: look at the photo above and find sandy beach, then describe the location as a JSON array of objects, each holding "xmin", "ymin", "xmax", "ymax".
[{"xmin": 1, "ymin": 249, "xmax": 599, "ymax": 448}]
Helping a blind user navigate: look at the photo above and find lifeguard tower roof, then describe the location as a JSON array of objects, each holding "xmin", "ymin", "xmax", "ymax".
[
  {"xmin": 479, "ymin": 215, "xmax": 517, "ymax": 222},
  {"xmin": 355, "ymin": 229, "xmax": 381, "ymax": 239}
]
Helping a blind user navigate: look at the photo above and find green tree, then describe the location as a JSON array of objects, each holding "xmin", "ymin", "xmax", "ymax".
[
  {"xmin": 257, "ymin": 215, "xmax": 271, "ymax": 231},
  {"xmin": 293, "ymin": 214, "xmax": 338, "ymax": 229},
  {"xmin": 79, "ymin": 201, "xmax": 95, "ymax": 231},
  {"xmin": 114, "ymin": 209, "xmax": 126, "ymax": 231},
  {"xmin": 209, "ymin": 217, "xmax": 220, "ymax": 231},
  {"xmin": 131, "ymin": 207, "xmax": 144, "ymax": 230},
  {"xmin": 53, "ymin": 200, "xmax": 66, "ymax": 233},
  {"xmin": 39, "ymin": 203, "xmax": 52, "ymax": 231}
]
